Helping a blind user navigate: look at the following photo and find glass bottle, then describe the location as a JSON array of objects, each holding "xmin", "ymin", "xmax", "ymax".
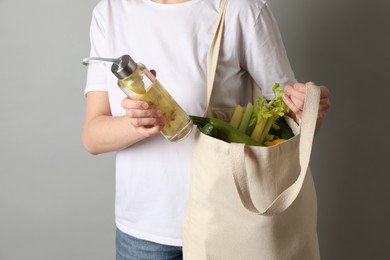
[{"xmin": 83, "ymin": 55, "xmax": 193, "ymax": 142}]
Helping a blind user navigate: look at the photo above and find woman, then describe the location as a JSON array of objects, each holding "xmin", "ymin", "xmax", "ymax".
[{"xmin": 82, "ymin": 0, "xmax": 331, "ymax": 259}]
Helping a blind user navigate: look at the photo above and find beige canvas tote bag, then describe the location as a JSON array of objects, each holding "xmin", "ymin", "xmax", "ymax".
[{"xmin": 182, "ymin": 0, "xmax": 321, "ymax": 259}]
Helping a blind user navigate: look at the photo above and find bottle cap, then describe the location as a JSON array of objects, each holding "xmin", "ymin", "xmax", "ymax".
[{"xmin": 111, "ymin": 55, "xmax": 137, "ymax": 79}]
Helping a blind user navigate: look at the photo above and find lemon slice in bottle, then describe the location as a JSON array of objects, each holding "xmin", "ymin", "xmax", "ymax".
[{"xmin": 127, "ymin": 78, "xmax": 146, "ymax": 95}]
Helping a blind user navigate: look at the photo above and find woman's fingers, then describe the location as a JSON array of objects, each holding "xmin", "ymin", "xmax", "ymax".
[
  {"xmin": 121, "ymin": 97, "xmax": 165, "ymax": 129},
  {"xmin": 121, "ymin": 98, "xmax": 149, "ymax": 110},
  {"xmin": 318, "ymin": 86, "xmax": 331, "ymax": 119},
  {"xmin": 283, "ymin": 82, "xmax": 331, "ymax": 123},
  {"xmin": 126, "ymin": 106, "xmax": 161, "ymax": 118},
  {"xmin": 282, "ymin": 93, "xmax": 302, "ymax": 123},
  {"xmin": 283, "ymin": 83, "xmax": 307, "ymax": 122},
  {"xmin": 130, "ymin": 116, "xmax": 165, "ymax": 128},
  {"xmin": 284, "ymin": 83, "xmax": 306, "ymax": 109},
  {"xmin": 319, "ymin": 84, "xmax": 331, "ymax": 99}
]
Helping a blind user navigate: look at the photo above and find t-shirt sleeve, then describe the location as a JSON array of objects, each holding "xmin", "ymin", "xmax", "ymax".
[
  {"xmin": 84, "ymin": 5, "xmax": 109, "ymax": 95},
  {"xmin": 243, "ymin": 3, "xmax": 297, "ymax": 100}
]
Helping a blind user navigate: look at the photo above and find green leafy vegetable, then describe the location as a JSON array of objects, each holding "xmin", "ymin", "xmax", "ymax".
[{"xmin": 249, "ymin": 83, "xmax": 290, "ymax": 144}]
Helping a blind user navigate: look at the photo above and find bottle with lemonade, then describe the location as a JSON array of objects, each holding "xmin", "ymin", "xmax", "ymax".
[{"xmin": 112, "ymin": 55, "xmax": 193, "ymax": 142}]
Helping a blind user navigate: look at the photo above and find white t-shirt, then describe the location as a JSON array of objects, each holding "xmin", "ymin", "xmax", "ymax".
[{"xmin": 85, "ymin": 0, "xmax": 295, "ymax": 246}]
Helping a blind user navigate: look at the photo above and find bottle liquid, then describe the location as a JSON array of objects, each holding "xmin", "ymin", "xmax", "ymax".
[{"xmin": 83, "ymin": 55, "xmax": 193, "ymax": 142}]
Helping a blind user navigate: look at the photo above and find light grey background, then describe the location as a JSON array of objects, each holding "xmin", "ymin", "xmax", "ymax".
[{"xmin": 0, "ymin": 0, "xmax": 389, "ymax": 259}]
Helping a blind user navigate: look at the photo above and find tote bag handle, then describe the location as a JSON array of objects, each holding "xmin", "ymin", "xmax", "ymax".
[
  {"xmin": 206, "ymin": 0, "xmax": 321, "ymax": 215},
  {"xmin": 205, "ymin": 0, "xmax": 228, "ymax": 117}
]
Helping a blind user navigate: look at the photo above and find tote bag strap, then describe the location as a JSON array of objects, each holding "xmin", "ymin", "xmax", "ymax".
[
  {"xmin": 206, "ymin": 0, "xmax": 321, "ymax": 215},
  {"xmin": 231, "ymin": 86, "xmax": 320, "ymax": 216},
  {"xmin": 205, "ymin": 0, "xmax": 228, "ymax": 116}
]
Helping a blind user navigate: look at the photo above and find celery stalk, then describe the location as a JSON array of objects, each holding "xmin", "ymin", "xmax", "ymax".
[
  {"xmin": 238, "ymin": 102, "xmax": 254, "ymax": 133},
  {"xmin": 250, "ymin": 97, "xmax": 271, "ymax": 142},
  {"xmin": 259, "ymin": 116, "xmax": 277, "ymax": 144},
  {"xmin": 245, "ymin": 113, "xmax": 257, "ymax": 136},
  {"xmin": 250, "ymin": 116, "xmax": 268, "ymax": 142},
  {"xmin": 229, "ymin": 105, "xmax": 244, "ymax": 129}
]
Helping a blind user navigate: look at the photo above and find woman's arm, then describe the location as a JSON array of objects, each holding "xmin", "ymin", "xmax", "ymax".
[{"xmin": 82, "ymin": 91, "xmax": 164, "ymax": 155}]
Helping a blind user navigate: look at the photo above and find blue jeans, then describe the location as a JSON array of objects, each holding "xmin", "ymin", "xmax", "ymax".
[{"xmin": 116, "ymin": 228, "xmax": 183, "ymax": 260}]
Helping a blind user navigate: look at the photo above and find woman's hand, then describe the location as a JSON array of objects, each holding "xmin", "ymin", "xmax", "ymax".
[
  {"xmin": 82, "ymin": 70, "xmax": 164, "ymax": 155},
  {"xmin": 120, "ymin": 69, "xmax": 165, "ymax": 138},
  {"xmin": 282, "ymin": 82, "xmax": 331, "ymax": 133},
  {"xmin": 121, "ymin": 98, "xmax": 165, "ymax": 138}
]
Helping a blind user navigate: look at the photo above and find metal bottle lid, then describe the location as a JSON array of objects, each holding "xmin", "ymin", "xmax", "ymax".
[{"xmin": 111, "ymin": 55, "xmax": 137, "ymax": 80}]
